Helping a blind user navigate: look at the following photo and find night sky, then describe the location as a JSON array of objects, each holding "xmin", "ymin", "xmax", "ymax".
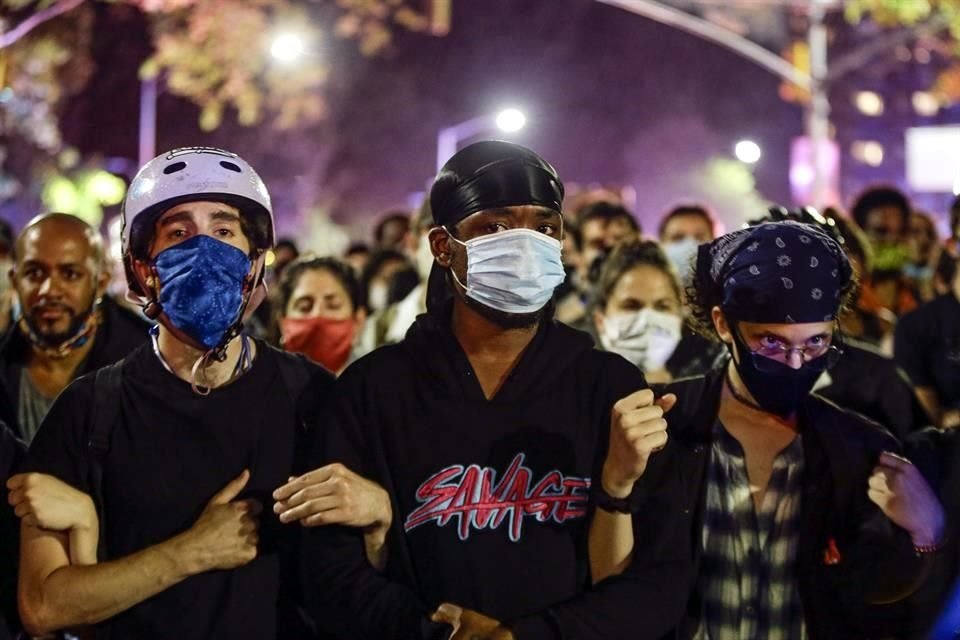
[{"xmin": 59, "ymin": 0, "xmax": 809, "ymax": 241}]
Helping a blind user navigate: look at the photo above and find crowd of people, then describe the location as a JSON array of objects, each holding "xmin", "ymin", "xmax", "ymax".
[{"xmin": 0, "ymin": 141, "xmax": 956, "ymax": 639}]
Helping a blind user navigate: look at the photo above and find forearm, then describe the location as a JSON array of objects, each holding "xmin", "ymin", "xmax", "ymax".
[
  {"xmin": 589, "ymin": 468, "xmax": 637, "ymax": 584},
  {"xmin": 20, "ymin": 531, "xmax": 193, "ymax": 634},
  {"xmin": 68, "ymin": 521, "xmax": 99, "ymax": 566},
  {"xmin": 588, "ymin": 510, "xmax": 633, "ymax": 584},
  {"xmin": 363, "ymin": 526, "xmax": 389, "ymax": 570}
]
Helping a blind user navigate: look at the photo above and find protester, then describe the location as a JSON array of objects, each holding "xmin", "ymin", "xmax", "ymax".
[
  {"xmin": 343, "ymin": 242, "xmax": 371, "ymax": 275},
  {"xmin": 577, "ymin": 201, "xmax": 639, "ymax": 287},
  {"xmin": 372, "ymin": 199, "xmax": 433, "ymax": 347},
  {"xmin": 756, "ymin": 207, "xmax": 928, "ymax": 440},
  {"xmin": 277, "ymin": 255, "xmax": 365, "ymax": 375},
  {"xmin": 359, "ymin": 248, "xmax": 410, "ymax": 313},
  {"xmin": 850, "ymin": 186, "xmax": 918, "ymax": 340},
  {"xmin": 895, "ymin": 257, "xmax": 960, "ymax": 430},
  {"xmin": 373, "ymin": 210, "xmax": 411, "ymax": 252},
  {"xmin": 658, "ymin": 204, "xmax": 717, "ymax": 284},
  {"xmin": 591, "ymin": 236, "xmax": 724, "ymax": 383},
  {"xmin": 593, "ymin": 220, "xmax": 944, "ymax": 639},
  {"xmin": 0, "ymin": 213, "xmax": 148, "ymax": 443},
  {"xmin": 283, "ymin": 140, "xmax": 689, "ymax": 639},
  {"xmin": 17, "ymin": 147, "xmax": 336, "ymax": 639},
  {"xmin": 905, "ymin": 211, "xmax": 941, "ymax": 304},
  {"xmin": 272, "ymin": 238, "xmax": 300, "ymax": 282}
]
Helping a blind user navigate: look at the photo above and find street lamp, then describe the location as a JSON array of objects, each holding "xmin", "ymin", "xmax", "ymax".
[
  {"xmin": 139, "ymin": 31, "xmax": 311, "ymax": 167},
  {"xmin": 270, "ymin": 33, "xmax": 307, "ymax": 63},
  {"xmin": 436, "ymin": 108, "xmax": 527, "ymax": 173},
  {"xmin": 735, "ymin": 140, "xmax": 762, "ymax": 164}
]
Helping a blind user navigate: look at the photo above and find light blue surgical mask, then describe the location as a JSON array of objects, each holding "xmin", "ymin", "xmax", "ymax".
[{"xmin": 448, "ymin": 227, "xmax": 565, "ymax": 314}]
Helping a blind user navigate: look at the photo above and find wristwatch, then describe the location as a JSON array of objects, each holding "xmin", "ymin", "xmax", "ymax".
[{"xmin": 593, "ymin": 484, "xmax": 633, "ymax": 514}]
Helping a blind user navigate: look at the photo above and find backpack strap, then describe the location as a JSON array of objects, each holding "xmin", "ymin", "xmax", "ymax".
[{"xmin": 86, "ymin": 360, "xmax": 125, "ymax": 562}]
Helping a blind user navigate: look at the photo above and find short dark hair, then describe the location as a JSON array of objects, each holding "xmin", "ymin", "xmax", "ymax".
[
  {"xmin": 274, "ymin": 238, "xmax": 299, "ymax": 256},
  {"xmin": 850, "ymin": 185, "xmax": 910, "ymax": 233},
  {"xmin": 278, "ymin": 256, "xmax": 361, "ymax": 315},
  {"xmin": 593, "ymin": 236, "xmax": 679, "ymax": 312},
  {"xmin": 345, "ymin": 242, "xmax": 370, "ymax": 257},
  {"xmin": 658, "ymin": 204, "xmax": 715, "ymax": 240},
  {"xmin": 823, "ymin": 208, "xmax": 874, "ymax": 275},
  {"xmin": 579, "ymin": 201, "xmax": 640, "ymax": 233},
  {"xmin": 128, "ymin": 200, "xmax": 270, "ymax": 262},
  {"xmin": 373, "ymin": 211, "xmax": 411, "ymax": 245},
  {"xmin": 565, "ymin": 218, "xmax": 583, "ymax": 252}
]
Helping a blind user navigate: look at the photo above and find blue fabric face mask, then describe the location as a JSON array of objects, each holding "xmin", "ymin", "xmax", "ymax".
[
  {"xmin": 153, "ymin": 235, "xmax": 252, "ymax": 350},
  {"xmin": 448, "ymin": 228, "xmax": 565, "ymax": 314}
]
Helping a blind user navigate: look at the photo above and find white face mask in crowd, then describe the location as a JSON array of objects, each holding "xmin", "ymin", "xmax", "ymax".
[
  {"xmin": 599, "ymin": 308, "xmax": 683, "ymax": 372},
  {"xmin": 367, "ymin": 282, "xmax": 389, "ymax": 311},
  {"xmin": 448, "ymin": 228, "xmax": 565, "ymax": 315},
  {"xmin": 662, "ymin": 237, "xmax": 699, "ymax": 284}
]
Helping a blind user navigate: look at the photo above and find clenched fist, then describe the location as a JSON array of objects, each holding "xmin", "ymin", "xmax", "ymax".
[
  {"xmin": 868, "ymin": 452, "xmax": 945, "ymax": 548},
  {"xmin": 177, "ymin": 469, "xmax": 262, "ymax": 574},
  {"xmin": 601, "ymin": 389, "xmax": 677, "ymax": 498}
]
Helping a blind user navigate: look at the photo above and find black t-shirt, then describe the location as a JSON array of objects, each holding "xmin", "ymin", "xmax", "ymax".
[
  {"xmin": 26, "ymin": 341, "xmax": 329, "ymax": 639},
  {"xmin": 895, "ymin": 294, "xmax": 960, "ymax": 409}
]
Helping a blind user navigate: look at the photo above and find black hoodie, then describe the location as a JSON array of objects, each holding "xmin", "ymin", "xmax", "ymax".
[{"xmin": 300, "ymin": 308, "xmax": 692, "ymax": 640}]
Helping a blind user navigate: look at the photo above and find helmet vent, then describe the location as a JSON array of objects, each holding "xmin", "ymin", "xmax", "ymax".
[
  {"xmin": 219, "ymin": 161, "xmax": 242, "ymax": 173},
  {"xmin": 163, "ymin": 161, "xmax": 187, "ymax": 175}
]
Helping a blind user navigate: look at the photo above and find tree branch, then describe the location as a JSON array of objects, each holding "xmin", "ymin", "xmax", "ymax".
[{"xmin": 0, "ymin": 0, "xmax": 87, "ymax": 49}]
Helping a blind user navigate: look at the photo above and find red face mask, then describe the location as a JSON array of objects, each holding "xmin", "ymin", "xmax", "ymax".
[{"xmin": 280, "ymin": 316, "xmax": 356, "ymax": 373}]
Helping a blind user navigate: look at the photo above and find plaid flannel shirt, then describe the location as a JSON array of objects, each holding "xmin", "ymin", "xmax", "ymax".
[{"xmin": 694, "ymin": 423, "xmax": 806, "ymax": 640}]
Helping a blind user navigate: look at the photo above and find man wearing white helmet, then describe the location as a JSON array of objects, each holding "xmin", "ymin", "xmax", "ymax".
[{"xmin": 17, "ymin": 147, "xmax": 337, "ymax": 639}]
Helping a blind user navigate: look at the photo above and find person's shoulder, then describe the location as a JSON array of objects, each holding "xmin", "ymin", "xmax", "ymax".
[
  {"xmin": 345, "ymin": 341, "xmax": 411, "ymax": 378},
  {"xmin": 254, "ymin": 340, "xmax": 335, "ymax": 388},
  {"xmin": 808, "ymin": 393, "xmax": 898, "ymax": 451}
]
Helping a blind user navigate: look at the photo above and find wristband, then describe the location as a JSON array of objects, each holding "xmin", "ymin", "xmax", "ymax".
[{"xmin": 593, "ymin": 485, "xmax": 633, "ymax": 514}]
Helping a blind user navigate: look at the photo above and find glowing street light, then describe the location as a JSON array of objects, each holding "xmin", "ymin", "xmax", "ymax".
[
  {"xmin": 437, "ymin": 108, "xmax": 529, "ymax": 173},
  {"xmin": 495, "ymin": 108, "xmax": 527, "ymax": 133},
  {"xmin": 270, "ymin": 33, "xmax": 307, "ymax": 63},
  {"xmin": 735, "ymin": 140, "xmax": 762, "ymax": 164}
]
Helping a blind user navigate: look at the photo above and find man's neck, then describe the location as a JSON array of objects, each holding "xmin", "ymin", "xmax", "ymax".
[
  {"xmin": 450, "ymin": 299, "xmax": 538, "ymax": 400},
  {"xmin": 451, "ymin": 299, "xmax": 538, "ymax": 362},
  {"xmin": 156, "ymin": 325, "xmax": 248, "ymax": 388},
  {"xmin": 27, "ymin": 334, "xmax": 95, "ymax": 374}
]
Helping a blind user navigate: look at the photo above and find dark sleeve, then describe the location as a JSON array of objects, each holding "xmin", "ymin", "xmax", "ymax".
[
  {"xmin": 508, "ymin": 356, "xmax": 692, "ymax": 640},
  {"xmin": 841, "ymin": 430, "xmax": 931, "ymax": 606},
  {"xmin": 22, "ymin": 376, "xmax": 93, "ymax": 492},
  {"xmin": 0, "ymin": 422, "xmax": 25, "ymax": 636},
  {"xmin": 894, "ymin": 309, "xmax": 934, "ymax": 389},
  {"xmin": 875, "ymin": 362, "xmax": 932, "ymax": 438},
  {"xmin": 299, "ymin": 367, "xmax": 441, "ymax": 640}
]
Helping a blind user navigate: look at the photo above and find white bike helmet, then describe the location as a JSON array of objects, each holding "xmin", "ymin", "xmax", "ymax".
[{"xmin": 122, "ymin": 147, "xmax": 274, "ymax": 295}]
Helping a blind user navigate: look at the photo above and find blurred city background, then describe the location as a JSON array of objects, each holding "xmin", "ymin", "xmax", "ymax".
[{"xmin": 1, "ymin": 0, "xmax": 960, "ymax": 249}]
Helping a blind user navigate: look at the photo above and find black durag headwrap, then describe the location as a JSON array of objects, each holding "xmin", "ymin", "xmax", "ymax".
[
  {"xmin": 426, "ymin": 140, "xmax": 565, "ymax": 313},
  {"xmin": 695, "ymin": 220, "xmax": 853, "ymax": 323}
]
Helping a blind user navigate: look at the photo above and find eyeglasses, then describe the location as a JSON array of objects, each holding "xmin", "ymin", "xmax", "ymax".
[{"xmin": 735, "ymin": 326, "xmax": 843, "ymax": 373}]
